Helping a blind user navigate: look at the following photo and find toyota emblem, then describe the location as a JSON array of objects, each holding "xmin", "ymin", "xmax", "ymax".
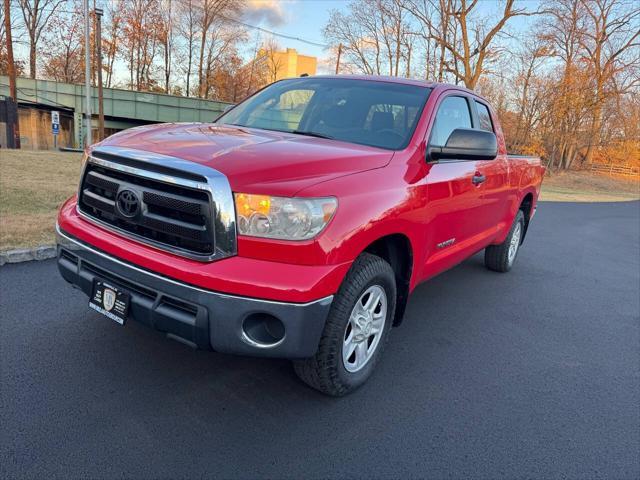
[{"xmin": 116, "ymin": 189, "xmax": 140, "ymax": 217}]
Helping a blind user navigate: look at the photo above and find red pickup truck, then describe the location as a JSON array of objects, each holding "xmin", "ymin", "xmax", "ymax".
[{"xmin": 57, "ymin": 76, "xmax": 544, "ymax": 395}]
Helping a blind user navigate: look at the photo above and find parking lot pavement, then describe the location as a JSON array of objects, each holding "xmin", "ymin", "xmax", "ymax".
[{"xmin": 1, "ymin": 201, "xmax": 639, "ymax": 479}]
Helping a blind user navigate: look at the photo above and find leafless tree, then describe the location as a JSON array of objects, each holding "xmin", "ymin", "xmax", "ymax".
[
  {"xmin": 259, "ymin": 38, "xmax": 285, "ymax": 83},
  {"xmin": 579, "ymin": 0, "xmax": 640, "ymax": 163},
  {"xmin": 158, "ymin": 0, "xmax": 174, "ymax": 93},
  {"xmin": 18, "ymin": 0, "xmax": 65, "ymax": 78},
  {"xmin": 176, "ymin": 0, "xmax": 198, "ymax": 95},
  {"xmin": 324, "ymin": 0, "xmax": 412, "ymax": 77},
  {"xmin": 406, "ymin": 0, "xmax": 543, "ymax": 89},
  {"xmin": 121, "ymin": 0, "xmax": 165, "ymax": 91},
  {"xmin": 196, "ymin": 0, "xmax": 243, "ymax": 98},
  {"xmin": 39, "ymin": 1, "xmax": 84, "ymax": 83},
  {"xmin": 103, "ymin": 0, "xmax": 122, "ymax": 88}
]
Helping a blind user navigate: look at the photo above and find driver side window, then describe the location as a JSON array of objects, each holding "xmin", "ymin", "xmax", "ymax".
[{"xmin": 429, "ymin": 96, "xmax": 472, "ymax": 147}]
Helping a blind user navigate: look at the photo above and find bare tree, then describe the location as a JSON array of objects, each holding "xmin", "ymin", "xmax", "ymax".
[
  {"xmin": 579, "ymin": 0, "xmax": 640, "ymax": 163},
  {"xmin": 406, "ymin": 0, "xmax": 542, "ymax": 88},
  {"xmin": 176, "ymin": 0, "xmax": 197, "ymax": 95},
  {"xmin": 196, "ymin": 0, "xmax": 243, "ymax": 98},
  {"xmin": 40, "ymin": 1, "xmax": 84, "ymax": 83},
  {"xmin": 158, "ymin": 0, "xmax": 173, "ymax": 93},
  {"xmin": 18, "ymin": 0, "xmax": 65, "ymax": 78},
  {"xmin": 509, "ymin": 38, "xmax": 549, "ymax": 151},
  {"xmin": 324, "ymin": 0, "xmax": 412, "ymax": 76},
  {"xmin": 536, "ymin": 0, "xmax": 590, "ymax": 168},
  {"xmin": 103, "ymin": 0, "xmax": 122, "ymax": 88},
  {"xmin": 199, "ymin": 15, "xmax": 244, "ymax": 98},
  {"xmin": 1, "ymin": 2, "xmax": 25, "ymax": 78},
  {"xmin": 121, "ymin": 0, "xmax": 163, "ymax": 91},
  {"xmin": 404, "ymin": 0, "xmax": 456, "ymax": 81},
  {"xmin": 259, "ymin": 38, "xmax": 284, "ymax": 82}
]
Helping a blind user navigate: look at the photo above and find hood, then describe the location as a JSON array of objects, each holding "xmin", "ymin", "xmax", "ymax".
[{"xmin": 99, "ymin": 123, "xmax": 394, "ymax": 196}]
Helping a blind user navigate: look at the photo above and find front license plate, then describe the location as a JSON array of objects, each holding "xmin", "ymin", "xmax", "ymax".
[{"xmin": 89, "ymin": 280, "xmax": 130, "ymax": 325}]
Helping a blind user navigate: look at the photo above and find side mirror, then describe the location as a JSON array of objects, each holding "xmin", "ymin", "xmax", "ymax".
[{"xmin": 428, "ymin": 128, "xmax": 497, "ymax": 162}]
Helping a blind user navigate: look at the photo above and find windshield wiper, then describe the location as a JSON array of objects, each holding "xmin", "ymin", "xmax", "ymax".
[{"xmin": 291, "ymin": 130, "xmax": 334, "ymax": 140}]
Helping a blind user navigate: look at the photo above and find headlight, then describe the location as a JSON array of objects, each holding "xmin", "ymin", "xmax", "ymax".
[{"xmin": 234, "ymin": 193, "xmax": 337, "ymax": 240}]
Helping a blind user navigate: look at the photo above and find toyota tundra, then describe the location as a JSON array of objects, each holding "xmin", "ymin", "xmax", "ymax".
[{"xmin": 57, "ymin": 76, "xmax": 544, "ymax": 396}]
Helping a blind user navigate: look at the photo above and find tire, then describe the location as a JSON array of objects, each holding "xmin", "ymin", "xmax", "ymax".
[
  {"xmin": 484, "ymin": 210, "xmax": 525, "ymax": 273},
  {"xmin": 293, "ymin": 253, "xmax": 396, "ymax": 396}
]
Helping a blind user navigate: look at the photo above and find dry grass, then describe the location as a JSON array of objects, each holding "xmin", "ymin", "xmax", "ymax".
[
  {"xmin": 1, "ymin": 150, "xmax": 639, "ymax": 251},
  {"xmin": 540, "ymin": 170, "xmax": 640, "ymax": 202},
  {"xmin": 1, "ymin": 150, "xmax": 82, "ymax": 251}
]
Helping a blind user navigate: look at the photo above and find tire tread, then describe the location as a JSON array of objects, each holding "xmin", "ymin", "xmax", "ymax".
[
  {"xmin": 293, "ymin": 253, "xmax": 395, "ymax": 396},
  {"xmin": 484, "ymin": 210, "xmax": 525, "ymax": 273}
]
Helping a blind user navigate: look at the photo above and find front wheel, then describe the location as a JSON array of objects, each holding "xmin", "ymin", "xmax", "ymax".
[
  {"xmin": 484, "ymin": 210, "xmax": 525, "ymax": 272},
  {"xmin": 293, "ymin": 253, "xmax": 396, "ymax": 396}
]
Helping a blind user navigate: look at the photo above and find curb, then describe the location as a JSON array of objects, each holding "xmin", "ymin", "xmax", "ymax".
[{"xmin": 0, "ymin": 245, "xmax": 57, "ymax": 266}]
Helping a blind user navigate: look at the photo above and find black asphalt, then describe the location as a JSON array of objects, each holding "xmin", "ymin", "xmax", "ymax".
[{"xmin": 1, "ymin": 201, "xmax": 639, "ymax": 479}]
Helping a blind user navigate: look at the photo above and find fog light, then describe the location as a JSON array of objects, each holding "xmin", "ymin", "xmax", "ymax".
[{"xmin": 242, "ymin": 313, "xmax": 286, "ymax": 348}]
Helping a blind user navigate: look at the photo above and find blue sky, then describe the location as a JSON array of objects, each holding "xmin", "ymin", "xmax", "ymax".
[
  {"xmin": 245, "ymin": 0, "xmax": 541, "ymax": 73},
  {"xmin": 244, "ymin": 0, "xmax": 342, "ymax": 70},
  {"xmin": 269, "ymin": 0, "xmax": 339, "ymax": 53}
]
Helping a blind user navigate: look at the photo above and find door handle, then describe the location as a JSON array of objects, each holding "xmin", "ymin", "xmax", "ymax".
[{"xmin": 472, "ymin": 173, "xmax": 486, "ymax": 185}]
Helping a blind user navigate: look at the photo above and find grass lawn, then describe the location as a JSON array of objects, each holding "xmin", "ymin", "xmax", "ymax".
[
  {"xmin": 1, "ymin": 150, "xmax": 82, "ymax": 251},
  {"xmin": 540, "ymin": 170, "xmax": 640, "ymax": 202},
  {"xmin": 1, "ymin": 150, "xmax": 638, "ymax": 252}
]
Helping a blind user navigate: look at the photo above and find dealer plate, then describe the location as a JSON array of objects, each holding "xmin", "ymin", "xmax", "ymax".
[{"xmin": 89, "ymin": 280, "xmax": 130, "ymax": 325}]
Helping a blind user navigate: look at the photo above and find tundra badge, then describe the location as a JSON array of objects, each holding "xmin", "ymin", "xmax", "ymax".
[{"xmin": 437, "ymin": 238, "xmax": 456, "ymax": 249}]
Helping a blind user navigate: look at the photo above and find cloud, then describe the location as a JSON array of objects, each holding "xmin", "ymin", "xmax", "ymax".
[{"xmin": 244, "ymin": 0, "xmax": 288, "ymax": 27}]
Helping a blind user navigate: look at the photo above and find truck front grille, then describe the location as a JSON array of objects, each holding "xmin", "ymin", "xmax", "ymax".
[{"xmin": 78, "ymin": 158, "xmax": 216, "ymax": 258}]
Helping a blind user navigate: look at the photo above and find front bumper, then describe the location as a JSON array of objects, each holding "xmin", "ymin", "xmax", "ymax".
[{"xmin": 56, "ymin": 226, "xmax": 333, "ymax": 358}]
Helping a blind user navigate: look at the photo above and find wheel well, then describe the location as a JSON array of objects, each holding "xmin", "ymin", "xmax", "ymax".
[
  {"xmin": 364, "ymin": 234, "xmax": 413, "ymax": 326},
  {"xmin": 519, "ymin": 193, "xmax": 533, "ymax": 240}
]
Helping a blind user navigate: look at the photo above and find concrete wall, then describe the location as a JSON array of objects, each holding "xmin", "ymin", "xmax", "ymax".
[
  {"xmin": 0, "ymin": 76, "xmax": 234, "ymax": 150},
  {"xmin": 16, "ymin": 107, "xmax": 75, "ymax": 150}
]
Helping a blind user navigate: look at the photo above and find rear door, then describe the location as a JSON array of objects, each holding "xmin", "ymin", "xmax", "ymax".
[{"xmin": 469, "ymin": 99, "xmax": 510, "ymax": 235}]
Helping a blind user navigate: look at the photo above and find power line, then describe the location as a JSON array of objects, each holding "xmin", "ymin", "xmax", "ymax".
[
  {"xmin": 9, "ymin": 0, "xmax": 329, "ymax": 49},
  {"xmin": 218, "ymin": 13, "xmax": 328, "ymax": 48}
]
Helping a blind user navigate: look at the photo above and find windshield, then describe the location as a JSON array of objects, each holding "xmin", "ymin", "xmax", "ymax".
[{"xmin": 217, "ymin": 78, "xmax": 432, "ymax": 150}]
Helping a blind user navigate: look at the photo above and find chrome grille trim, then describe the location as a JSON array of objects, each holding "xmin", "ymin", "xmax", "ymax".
[{"xmin": 77, "ymin": 145, "xmax": 237, "ymax": 262}]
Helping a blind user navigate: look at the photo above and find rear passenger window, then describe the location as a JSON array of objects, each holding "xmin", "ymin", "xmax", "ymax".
[
  {"xmin": 475, "ymin": 101, "xmax": 493, "ymax": 132},
  {"xmin": 430, "ymin": 96, "xmax": 472, "ymax": 146}
]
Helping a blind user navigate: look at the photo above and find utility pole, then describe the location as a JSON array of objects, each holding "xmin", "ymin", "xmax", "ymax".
[
  {"xmin": 3, "ymin": 0, "xmax": 20, "ymax": 148},
  {"xmin": 335, "ymin": 43, "xmax": 343, "ymax": 75},
  {"xmin": 83, "ymin": 0, "xmax": 92, "ymax": 148},
  {"xmin": 95, "ymin": 7, "xmax": 104, "ymax": 141}
]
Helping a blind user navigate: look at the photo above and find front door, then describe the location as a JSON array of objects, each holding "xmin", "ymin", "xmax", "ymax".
[{"xmin": 422, "ymin": 94, "xmax": 485, "ymax": 278}]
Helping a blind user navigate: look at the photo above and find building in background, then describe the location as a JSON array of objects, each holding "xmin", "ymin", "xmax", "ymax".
[{"xmin": 256, "ymin": 48, "xmax": 317, "ymax": 83}]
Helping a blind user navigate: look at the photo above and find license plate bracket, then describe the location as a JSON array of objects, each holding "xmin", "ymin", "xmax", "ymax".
[{"xmin": 89, "ymin": 280, "xmax": 131, "ymax": 325}]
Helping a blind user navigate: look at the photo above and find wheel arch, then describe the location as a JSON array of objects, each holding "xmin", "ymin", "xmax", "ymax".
[
  {"xmin": 519, "ymin": 192, "xmax": 534, "ymax": 241},
  {"xmin": 362, "ymin": 233, "xmax": 413, "ymax": 326}
]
